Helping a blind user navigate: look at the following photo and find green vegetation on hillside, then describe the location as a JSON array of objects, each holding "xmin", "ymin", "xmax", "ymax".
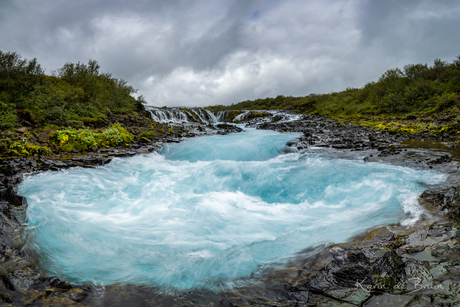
[
  {"xmin": 0, "ymin": 50, "xmax": 144, "ymax": 130},
  {"xmin": 210, "ymin": 56, "xmax": 460, "ymax": 130},
  {"xmin": 0, "ymin": 50, "xmax": 165, "ymax": 159}
]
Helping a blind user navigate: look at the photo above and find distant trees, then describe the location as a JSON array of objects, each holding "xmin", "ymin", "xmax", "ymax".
[
  {"xmin": 0, "ymin": 51, "xmax": 46, "ymax": 129},
  {"xmin": 210, "ymin": 56, "xmax": 460, "ymax": 118},
  {"xmin": 0, "ymin": 50, "xmax": 139, "ymax": 130},
  {"xmin": 0, "ymin": 50, "xmax": 44, "ymax": 105}
]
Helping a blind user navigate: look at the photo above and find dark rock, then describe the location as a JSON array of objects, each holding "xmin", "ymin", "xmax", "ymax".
[
  {"xmin": 285, "ymin": 290, "xmax": 309, "ymax": 303},
  {"xmin": 15, "ymin": 127, "xmax": 28, "ymax": 134},
  {"xmin": 419, "ymin": 186, "xmax": 460, "ymax": 223},
  {"xmin": 1, "ymin": 271, "xmax": 35, "ymax": 292},
  {"xmin": 333, "ymin": 263, "xmax": 374, "ymax": 286},
  {"xmin": 0, "ymin": 289, "xmax": 14, "ymax": 303},
  {"xmin": 49, "ymin": 276, "xmax": 73, "ymax": 290},
  {"xmin": 371, "ymin": 249, "xmax": 406, "ymax": 290},
  {"xmin": 429, "ymin": 154, "xmax": 452, "ymax": 164},
  {"xmin": 165, "ymin": 138, "xmax": 181, "ymax": 143},
  {"xmin": 114, "ymin": 151, "xmax": 136, "ymax": 158}
]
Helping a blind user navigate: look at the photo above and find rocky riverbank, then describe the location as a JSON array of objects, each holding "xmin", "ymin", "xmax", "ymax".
[
  {"xmin": 1, "ymin": 114, "xmax": 460, "ymax": 306},
  {"xmin": 0, "ymin": 123, "xmax": 243, "ymax": 306}
]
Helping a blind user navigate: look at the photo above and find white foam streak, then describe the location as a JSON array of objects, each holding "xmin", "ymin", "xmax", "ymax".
[{"xmin": 399, "ymin": 193, "xmax": 427, "ymax": 227}]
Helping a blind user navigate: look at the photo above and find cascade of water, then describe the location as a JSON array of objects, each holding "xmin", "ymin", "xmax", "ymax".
[
  {"xmin": 148, "ymin": 110, "xmax": 161, "ymax": 122},
  {"xmin": 203, "ymin": 109, "xmax": 218, "ymax": 123},
  {"xmin": 216, "ymin": 111, "xmax": 228, "ymax": 122},
  {"xmin": 231, "ymin": 110, "xmax": 303, "ymax": 124},
  {"xmin": 147, "ymin": 108, "xmax": 175, "ymax": 123},
  {"xmin": 190, "ymin": 109, "xmax": 206, "ymax": 123},
  {"xmin": 162, "ymin": 110, "xmax": 172, "ymax": 121},
  {"xmin": 269, "ymin": 110, "xmax": 303, "ymax": 123},
  {"xmin": 147, "ymin": 106, "xmax": 301, "ymax": 125},
  {"xmin": 234, "ymin": 110, "xmax": 251, "ymax": 121},
  {"xmin": 173, "ymin": 109, "xmax": 189, "ymax": 122},
  {"xmin": 189, "ymin": 108, "xmax": 217, "ymax": 124},
  {"xmin": 145, "ymin": 107, "xmax": 219, "ymax": 124}
]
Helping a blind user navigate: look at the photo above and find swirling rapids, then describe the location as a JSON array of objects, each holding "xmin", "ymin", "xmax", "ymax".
[{"xmin": 19, "ymin": 128, "xmax": 446, "ymax": 291}]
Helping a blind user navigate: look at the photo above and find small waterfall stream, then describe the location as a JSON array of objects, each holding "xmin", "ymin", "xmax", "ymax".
[
  {"xmin": 146, "ymin": 107, "xmax": 217, "ymax": 124},
  {"xmin": 146, "ymin": 107, "xmax": 303, "ymax": 124}
]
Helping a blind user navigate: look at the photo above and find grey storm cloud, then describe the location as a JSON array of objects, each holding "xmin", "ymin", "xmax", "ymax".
[{"xmin": 1, "ymin": 0, "xmax": 460, "ymax": 107}]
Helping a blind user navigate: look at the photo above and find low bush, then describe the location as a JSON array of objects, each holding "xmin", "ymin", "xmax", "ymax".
[
  {"xmin": 49, "ymin": 123, "xmax": 134, "ymax": 152},
  {"xmin": 0, "ymin": 100, "xmax": 16, "ymax": 130},
  {"xmin": 138, "ymin": 130, "xmax": 156, "ymax": 142},
  {"xmin": 1, "ymin": 138, "xmax": 52, "ymax": 157}
]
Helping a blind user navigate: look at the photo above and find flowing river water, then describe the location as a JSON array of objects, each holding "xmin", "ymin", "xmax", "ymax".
[{"xmin": 19, "ymin": 127, "xmax": 447, "ymax": 292}]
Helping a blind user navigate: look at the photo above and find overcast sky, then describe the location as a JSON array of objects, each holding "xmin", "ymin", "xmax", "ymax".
[{"xmin": 1, "ymin": 0, "xmax": 460, "ymax": 107}]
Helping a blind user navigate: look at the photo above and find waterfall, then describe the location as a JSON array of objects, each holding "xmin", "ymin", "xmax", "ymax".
[
  {"xmin": 190, "ymin": 108, "xmax": 217, "ymax": 124},
  {"xmin": 233, "ymin": 110, "xmax": 303, "ymax": 123},
  {"xmin": 234, "ymin": 111, "xmax": 252, "ymax": 121},
  {"xmin": 145, "ymin": 106, "xmax": 218, "ymax": 124},
  {"xmin": 216, "ymin": 111, "xmax": 228, "ymax": 122},
  {"xmin": 145, "ymin": 106, "xmax": 302, "ymax": 124}
]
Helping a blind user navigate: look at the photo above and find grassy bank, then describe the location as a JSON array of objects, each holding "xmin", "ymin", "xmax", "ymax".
[
  {"xmin": 209, "ymin": 56, "xmax": 460, "ymax": 133},
  {"xmin": 0, "ymin": 50, "xmax": 179, "ymax": 159}
]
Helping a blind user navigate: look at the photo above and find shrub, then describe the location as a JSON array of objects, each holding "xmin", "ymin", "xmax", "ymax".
[
  {"xmin": 49, "ymin": 123, "xmax": 134, "ymax": 152},
  {"xmin": 8, "ymin": 141, "xmax": 29, "ymax": 156},
  {"xmin": 138, "ymin": 130, "xmax": 156, "ymax": 142},
  {"xmin": 3, "ymin": 138, "xmax": 52, "ymax": 157},
  {"xmin": 226, "ymin": 110, "xmax": 242, "ymax": 122},
  {"xmin": 26, "ymin": 144, "xmax": 52, "ymax": 156},
  {"xmin": 0, "ymin": 100, "xmax": 16, "ymax": 130},
  {"xmin": 433, "ymin": 92, "xmax": 457, "ymax": 112},
  {"xmin": 100, "ymin": 123, "xmax": 133, "ymax": 147}
]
